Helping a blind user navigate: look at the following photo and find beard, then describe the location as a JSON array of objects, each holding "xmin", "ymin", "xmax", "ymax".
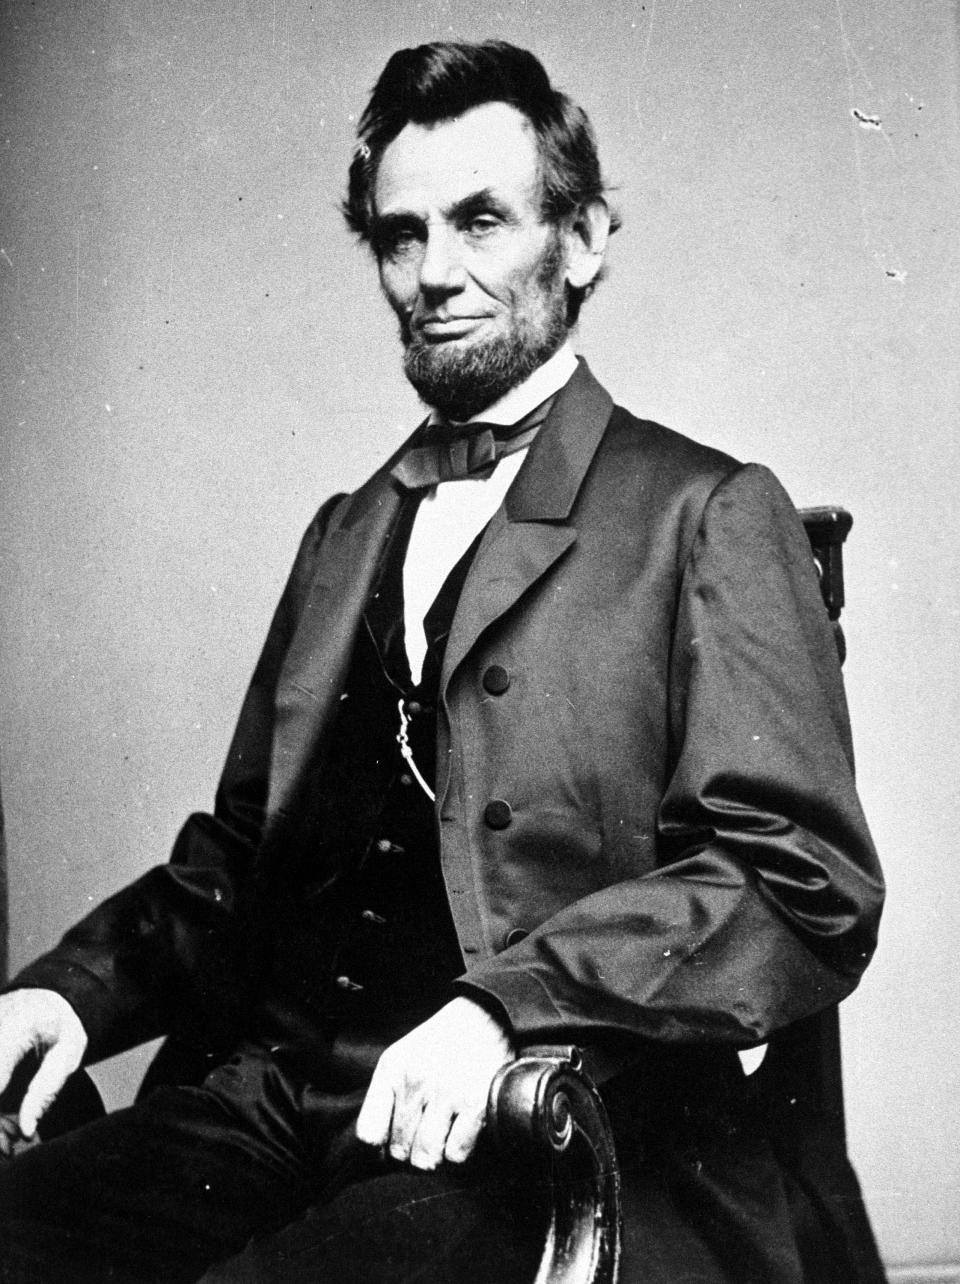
[{"xmin": 399, "ymin": 234, "xmax": 569, "ymax": 422}]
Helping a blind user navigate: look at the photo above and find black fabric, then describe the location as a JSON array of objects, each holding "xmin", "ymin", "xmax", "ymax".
[
  {"xmin": 315, "ymin": 487, "xmax": 476, "ymax": 1035},
  {"xmin": 245, "ymin": 490, "xmax": 469, "ymax": 1050},
  {"xmin": 0, "ymin": 1041, "xmax": 549, "ymax": 1284},
  {"xmin": 0, "ymin": 366, "xmax": 886, "ymax": 1281},
  {"xmin": 362, "ymin": 486, "xmax": 422, "ymax": 690},
  {"xmin": 0, "ymin": 486, "xmax": 511, "ymax": 1284},
  {"xmin": 0, "ymin": 1039, "xmax": 871, "ymax": 1284},
  {"xmin": 0, "ymin": 503, "xmax": 886, "ymax": 1282}
]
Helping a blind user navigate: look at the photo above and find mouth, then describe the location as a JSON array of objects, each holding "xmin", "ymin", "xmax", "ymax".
[{"xmin": 414, "ymin": 315, "xmax": 487, "ymax": 341}]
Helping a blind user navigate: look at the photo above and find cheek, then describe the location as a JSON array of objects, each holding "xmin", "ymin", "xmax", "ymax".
[
  {"xmin": 503, "ymin": 244, "xmax": 556, "ymax": 303},
  {"xmin": 470, "ymin": 259, "xmax": 536, "ymax": 308},
  {"xmin": 379, "ymin": 264, "xmax": 416, "ymax": 313}
]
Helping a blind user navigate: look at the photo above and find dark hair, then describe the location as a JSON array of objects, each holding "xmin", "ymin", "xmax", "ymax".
[{"xmin": 343, "ymin": 41, "xmax": 618, "ymax": 323}]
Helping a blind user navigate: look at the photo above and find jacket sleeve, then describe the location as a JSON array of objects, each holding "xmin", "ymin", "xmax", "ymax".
[
  {"xmin": 459, "ymin": 464, "xmax": 884, "ymax": 1048},
  {"xmin": 7, "ymin": 495, "xmax": 345, "ymax": 1061}
]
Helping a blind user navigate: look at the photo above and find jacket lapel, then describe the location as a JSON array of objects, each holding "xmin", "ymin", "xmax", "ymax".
[
  {"xmin": 266, "ymin": 361, "xmax": 614, "ymax": 822},
  {"xmin": 440, "ymin": 359, "xmax": 614, "ymax": 690},
  {"xmin": 266, "ymin": 469, "xmax": 407, "ymax": 823}
]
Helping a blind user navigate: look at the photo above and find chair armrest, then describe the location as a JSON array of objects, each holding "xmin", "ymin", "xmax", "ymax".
[{"xmin": 487, "ymin": 1046, "xmax": 622, "ymax": 1284}]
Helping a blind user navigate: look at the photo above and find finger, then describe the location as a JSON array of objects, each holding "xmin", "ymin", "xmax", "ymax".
[
  {"xmin": 408, "ymin": 1100, "xmax": 454, "ymax": 1171},
  {"xmin": 387, "ymin": 1092, "xmax": 426, "ymax": 1164},
  {"xmin": 19, "ymin": 1041, "xmax": 81, "ymax": 1138},
  {"xmin": 0, "ymin": 1032, "xmax": 30, "ymax": 1098},
  {"xmin": 355, "ymin": 1073, "xmax": 395, "ymax": 1149},
  {"xmin": 0, "ymin": 1114, "xmax": 21, "ymax": 1159},
  {"xmin": 444, "ymin": 1106, "xmax": 484, "ymax": 1164}
]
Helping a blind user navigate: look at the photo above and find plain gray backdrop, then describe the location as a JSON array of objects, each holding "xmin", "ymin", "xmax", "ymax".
[{"xmin": 1, "ymin": 1, "xmax": 958, "ymax": 1275}]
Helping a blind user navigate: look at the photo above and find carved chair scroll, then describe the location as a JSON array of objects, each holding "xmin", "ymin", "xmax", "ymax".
[{"xmin": 487, "ymin": 1046, "xmax": 622, "ymax": 1284}]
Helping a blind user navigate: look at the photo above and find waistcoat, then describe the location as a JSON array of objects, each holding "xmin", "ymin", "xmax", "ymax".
[{"xmin": 263, "ymin": 492, "xmax": 480, "ymax": 1045}]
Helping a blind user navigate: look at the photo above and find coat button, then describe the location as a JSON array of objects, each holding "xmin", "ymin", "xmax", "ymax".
[
  {"xmin": 484, "ymin": 799, "xmax": 513, "ymax": 829},
  {"xmin": 482, "ymin": 664, "xmax": 510, "ymax": 695},
  {"xmin": 406, "ymin": 700, "xmax": 423, "ymax": 716},
  {"xmin": 504, "ymin": 928, "xmax": 529, "ymax": 948}
]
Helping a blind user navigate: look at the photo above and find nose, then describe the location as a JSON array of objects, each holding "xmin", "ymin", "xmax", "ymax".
[{"xmin": 418, "ymin": 223, "xmax": 466, "ymax": 297}]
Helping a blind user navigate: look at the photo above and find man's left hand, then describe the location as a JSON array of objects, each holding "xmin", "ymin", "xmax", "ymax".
[{"xmin": 355, "ymin": 996, "xmax": 514, "ymax": 1170}]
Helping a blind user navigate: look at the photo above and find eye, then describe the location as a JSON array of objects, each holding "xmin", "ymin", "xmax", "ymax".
[
  {"xmin": 376, "ymin": 221, "xmax": 424, "ymax": 261},
  {"xmin": 463, "ymin": 214, "xmax": 500, "ymax": 239}
]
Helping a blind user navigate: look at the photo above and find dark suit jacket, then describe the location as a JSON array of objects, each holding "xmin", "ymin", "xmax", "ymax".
[
  {"xmin": 15, "ymin": 358, "xmax": 882, "ymax": 1075},
  {"xmin": 11, "ymin": 359, "xmax": 887, "ymax": 1280}
]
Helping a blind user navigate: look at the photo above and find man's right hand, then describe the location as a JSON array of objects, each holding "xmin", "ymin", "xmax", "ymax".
[{"xmin": 0, "ymin": 989, "xmax": 88, "ymax": 1152}]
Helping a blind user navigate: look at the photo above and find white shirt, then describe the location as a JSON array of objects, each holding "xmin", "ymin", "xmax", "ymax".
[{"xmin": 402, "ymin": 343, "xmax": 578, "ymax": 684}]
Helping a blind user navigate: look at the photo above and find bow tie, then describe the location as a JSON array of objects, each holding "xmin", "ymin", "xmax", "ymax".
[{"xmin": 390, "ymin": 398, "xmax": 553, "ymax": 490}]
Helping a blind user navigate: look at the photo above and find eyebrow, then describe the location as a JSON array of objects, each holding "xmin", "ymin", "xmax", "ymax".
[{"xmin": 447, "ymin": 188, "xmax": 518, "ymax": 224}]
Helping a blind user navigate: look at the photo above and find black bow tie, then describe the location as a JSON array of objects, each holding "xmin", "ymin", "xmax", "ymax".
[{"xmin": 390, "ymin": 398, "xmax": 553, "ymax": 490}]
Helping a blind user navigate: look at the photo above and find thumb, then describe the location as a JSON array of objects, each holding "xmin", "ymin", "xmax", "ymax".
[{"xmin": 19, "ymin": 1037, "xmax": 83, "ymax": 1138}]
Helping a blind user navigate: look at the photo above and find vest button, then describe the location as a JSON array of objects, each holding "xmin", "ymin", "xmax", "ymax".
[
  {"xmin": 484, "ymin": 799, "xmax": 513, "ymax": 829},
  {"xmin": 504, "ymin": 927, "xmax": 529, "ymax": 948},
  {"xmin": 482, "ymin": 664, "xmax": 510, "ymax": 695},
  {"xmin": 406, "ymin": 700, "xmax": 423, "ymax": 716},
  {"xmin": 376, "ymin": 838, "xmax": 405, "ymax": 855},
  {"xmin": 335, "ymin": 975, "xmax": 364, "ymax": 993}
]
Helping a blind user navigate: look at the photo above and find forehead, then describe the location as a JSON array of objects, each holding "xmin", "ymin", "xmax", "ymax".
[{"xmin": 374, "ymin": 101, "xmax": 541, "ymax": 215}]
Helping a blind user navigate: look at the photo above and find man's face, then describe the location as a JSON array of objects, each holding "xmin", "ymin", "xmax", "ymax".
[{"xmin": 371, "ymin": 102, "xmax": 569, "ymax": 420}]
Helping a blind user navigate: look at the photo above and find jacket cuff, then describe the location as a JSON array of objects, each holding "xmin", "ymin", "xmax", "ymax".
[
  {"xmin": 451, "ymin": 979, "xmax": 514, "ymax": 1036},
  {"xmin": 4, "ymin": 956, "xmax": 119, "ymax": 1059},
  {"xmin": 456, "ymin": 962, "xmax": 569, "ymax": 1046}
]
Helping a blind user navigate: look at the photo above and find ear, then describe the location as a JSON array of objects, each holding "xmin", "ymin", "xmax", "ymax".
[{"xmin": 561, "ymin": 198, "xmax": 611, "ymax": 291}]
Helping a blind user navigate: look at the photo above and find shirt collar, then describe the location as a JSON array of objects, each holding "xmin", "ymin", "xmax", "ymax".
[{"xmin": 426, "ymin": 341, "xmax": 578, "ymax": 429}]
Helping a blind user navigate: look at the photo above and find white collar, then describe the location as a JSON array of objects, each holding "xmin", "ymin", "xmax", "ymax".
[{"xmin": 427, "ymin": 342, "xmax": 578, "ymax": 428}]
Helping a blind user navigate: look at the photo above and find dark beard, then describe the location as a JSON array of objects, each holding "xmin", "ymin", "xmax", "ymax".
[{"xmin": 399, "ymin": 239, "xmax": 569, "ymax": 421}]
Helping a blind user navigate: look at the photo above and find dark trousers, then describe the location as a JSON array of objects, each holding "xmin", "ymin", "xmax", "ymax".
[
  {"xmin": 0, "ymin": 1038, "xmax": 548, "ymax": 1284},
  {"xmin": 0, "ymin": 1035, "xmax": 886, "ymax": 1284}
]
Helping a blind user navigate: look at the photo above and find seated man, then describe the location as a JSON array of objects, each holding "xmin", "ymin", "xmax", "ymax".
[{"xmin": 0, "ymin": 40, "xmax": 885, "ymax": 1284}]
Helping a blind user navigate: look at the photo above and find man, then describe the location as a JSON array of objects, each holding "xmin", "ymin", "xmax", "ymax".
[{"xmin": 0, "ymin": 41, "xmax": 884, "ymax": 1283}]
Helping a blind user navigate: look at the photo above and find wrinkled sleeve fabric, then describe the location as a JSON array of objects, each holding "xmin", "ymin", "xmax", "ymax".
[
  {"xmin": 461, "ymin": 464, "xmax": 884, "ymax": 1048},
  {"xmin": 7, "ymin": 496, "xmax": 345, "ymax": 1061}
]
